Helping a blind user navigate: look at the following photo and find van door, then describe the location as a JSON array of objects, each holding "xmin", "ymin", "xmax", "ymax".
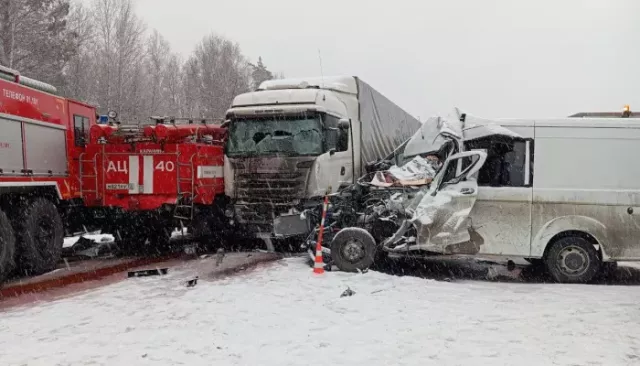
[
  {"xmin": 409, "ymin": 150, "xmax": 488, "ymax": 254},
  {"xmin": 462, "ymin": 124, "xmax": 534, "ymax": 257}
]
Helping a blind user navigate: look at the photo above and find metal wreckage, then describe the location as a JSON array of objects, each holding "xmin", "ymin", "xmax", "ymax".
[{"xmin": 297, "ymin": 108, "xmax": 523, "ymax": 272}]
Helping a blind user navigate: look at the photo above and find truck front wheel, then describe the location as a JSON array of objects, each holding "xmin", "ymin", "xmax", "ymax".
[
  {"xmin": 544, "ymin": 236, "xmax": 600, "ymax": 283},
  {"xmin": 0, "ymin": 209, "xmax": 16, "ymax": 283},
  {"xmin": 13, "ymin": 198, "xmax": 64, "ymax": 275},
  {"xmin": 330, "ymin": 227, "xmax": 377, "ymax": 272}
]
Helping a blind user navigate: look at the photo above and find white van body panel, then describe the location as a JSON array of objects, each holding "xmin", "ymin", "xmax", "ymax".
[
  {"xmin": 529, "ymin": 122, "xmax": 640, "ymax": 260},
  {"xmin": 458, "ymin": 112, "xmax": 640, "ymax": 261}
]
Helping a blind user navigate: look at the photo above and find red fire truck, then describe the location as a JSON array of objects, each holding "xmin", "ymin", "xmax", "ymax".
[
  {"xmin": 86, "ymin": 117, "xmax": 228, "ymax": 255},
  {"xmin": 0, "ymin": 65, "xmax": 227, "ymax": 282}
]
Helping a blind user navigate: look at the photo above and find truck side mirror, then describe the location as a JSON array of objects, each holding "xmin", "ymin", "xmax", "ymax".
[{"xmin": 338, "ymin": 118, "xmax": 350, "ymax": 130}]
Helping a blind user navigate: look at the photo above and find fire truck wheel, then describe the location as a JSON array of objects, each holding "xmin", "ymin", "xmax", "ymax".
[
  {"xmin": 0, "ymin": 209, "xmax": 16, "ymax": 283},
  {"xmin": 13, "ymin": 198, "xmax": 64, "ymax": 275}
]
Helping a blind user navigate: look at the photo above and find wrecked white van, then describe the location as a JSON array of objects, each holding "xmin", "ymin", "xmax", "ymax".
[{"xmin": 329, "ymin": 108, "xmax": 640, "ymax": 283}]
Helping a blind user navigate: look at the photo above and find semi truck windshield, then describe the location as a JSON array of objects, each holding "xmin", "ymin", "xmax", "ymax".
[{"xmin": 226, "ymin": 115, "xmax": 323, "ymax": 157}]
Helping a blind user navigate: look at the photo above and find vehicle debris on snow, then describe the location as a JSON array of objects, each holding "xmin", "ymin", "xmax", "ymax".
[
  {"xmin": 340, "ymin": 287, "xmax": 356, "ymax": 297},
  {"xmin": 185, "ymin": 276, "xmax": 199, "ymax": 287},
  {"xmin": 127, "ymin": 268, "xmax": 169, "ymax": 278}
]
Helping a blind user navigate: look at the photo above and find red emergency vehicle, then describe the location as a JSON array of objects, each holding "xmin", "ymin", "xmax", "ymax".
[
  {"xmin": 0, "ymin": 65, "xmax": 227, "ymax": 282},
  {"xmin": 0, "ymin": 65, "xmax": 99, "ymax": 280},
  {"xmin": 84, "ymin": 117, "xmax": 228, "ymax": 254}
]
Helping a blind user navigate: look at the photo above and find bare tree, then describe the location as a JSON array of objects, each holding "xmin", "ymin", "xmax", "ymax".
[
  {"xmin": 143, "ymin": 30, "xmax": 171, "ymax": 116},
  {"xmin": 187, "ymin": 33, "xmax": 251, "ymax": 119},
  {"xmin": 59, "ymin": 2, "xmax": 96, "ymax": 100},
  {"xmin": 6, "ymin": 0, "xmax": 259, "ymax": 123},
  {"xmin": 163, "ymin": 53, "xmax": 184, "ymax": 116}
]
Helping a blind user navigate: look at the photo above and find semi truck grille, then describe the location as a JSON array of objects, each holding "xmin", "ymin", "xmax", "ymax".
[{"xmin": 235, "ymin": 172, "xmax": 306, "ymax": 205}]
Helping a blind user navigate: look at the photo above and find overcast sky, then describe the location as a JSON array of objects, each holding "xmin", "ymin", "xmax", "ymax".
[{"xmin": 135, "ymin": 0, "xmax": 639, "ymax": 120}]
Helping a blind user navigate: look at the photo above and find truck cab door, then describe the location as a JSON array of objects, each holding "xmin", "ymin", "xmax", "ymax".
[
  {"xmin": 313, "ymin": 118, "xmax": 353, "ymax": 194},
  {"xmin": 409, "ymin": 150, "xmax": 488, "ymax": 254}
]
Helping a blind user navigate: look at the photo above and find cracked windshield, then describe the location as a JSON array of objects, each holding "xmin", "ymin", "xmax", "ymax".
[
  {"xmin": 226, "ymin": 115, "xmax": 324, "ymax": 156},
  {"xmin": 0, "ymin": 0, "xmax": 639, "ymax": 365}
]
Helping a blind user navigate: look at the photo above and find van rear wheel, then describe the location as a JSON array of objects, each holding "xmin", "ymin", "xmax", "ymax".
[{"xmin": 544, "ymin": 236, "xmax": 600, "ymax": 283}]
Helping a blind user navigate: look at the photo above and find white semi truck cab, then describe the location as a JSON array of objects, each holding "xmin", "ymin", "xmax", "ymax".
[{"xmin": 223, "ymin": 76, "xmax": 420, "ymax": 240}]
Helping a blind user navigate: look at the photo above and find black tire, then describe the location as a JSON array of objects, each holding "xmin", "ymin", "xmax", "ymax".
[
  {"xmin": 544, "ymin": 236, "xmax": 600, "ymax": 283},
  {"xmin": 0, "ymin": 209, "xmax": 16, "ymax": 283},
  {"xmin": 330, "ymin": 227, "xmax": 377, "ymax": 272},
  {"xmin": 13, "ymin": 198, "xmax": 64, "ymax": 275}
]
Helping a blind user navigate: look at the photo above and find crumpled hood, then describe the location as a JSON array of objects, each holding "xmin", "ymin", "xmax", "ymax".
[{"xmin": 402, "ymin": 107, "xmax": 523, "ymax": 158}]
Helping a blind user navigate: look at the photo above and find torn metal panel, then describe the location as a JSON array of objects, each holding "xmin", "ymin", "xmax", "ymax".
[
  {"xmin": 369, "ymin": 155, "xmax": 439, "ymax": 187},
  {"xmin": 463, "ymin": 123, "xmax": 523, "ymax": 141},
  {"xmin": 383, "ymin": 150, "xmax": 488, "ymax": 255},
  {"xmin": 403, "ymin": 108, "xmax": 465, "ymax": 159},
  {"xmin": 402, "ymin": 107, "xmax": 524, "ymax": 160}
]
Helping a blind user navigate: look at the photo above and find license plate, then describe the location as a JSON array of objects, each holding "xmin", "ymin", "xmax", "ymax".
[{"xmin": 106, "ymin": 183, "xmax": 130, "ymax": 190}]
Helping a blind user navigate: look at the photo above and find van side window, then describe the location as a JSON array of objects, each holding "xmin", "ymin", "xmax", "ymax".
[
  {"xmin": 465, "ymin": 138, "xmax": 530, "ymax": 187},
  {"xmin": 74, "ymin": 115, "xmax": 90, "ymax": 147}
]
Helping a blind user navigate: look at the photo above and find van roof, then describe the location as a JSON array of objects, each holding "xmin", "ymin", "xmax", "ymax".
[{"xmin": 467, "ymin": 116, "xmax": 640, "ymax": 129}]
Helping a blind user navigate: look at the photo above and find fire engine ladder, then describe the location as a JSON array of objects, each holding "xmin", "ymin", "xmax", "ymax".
[
  {"xmin": 174, "ymin": 153, "xmax": 197, "ymax": 223},
  {"xmin": 78, "ymin": 152, "xmax": 100, "ymax": 198}
]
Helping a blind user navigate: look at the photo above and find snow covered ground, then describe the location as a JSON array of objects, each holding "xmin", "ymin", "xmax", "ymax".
[{"xmin": 1, "ymin": 257, "xmax": 640, "ymax": 365}]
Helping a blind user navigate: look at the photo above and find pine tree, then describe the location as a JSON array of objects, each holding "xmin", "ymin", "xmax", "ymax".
[{"xmin": 250, "ymin": 56, "xmax": 274, "ymax": 90}]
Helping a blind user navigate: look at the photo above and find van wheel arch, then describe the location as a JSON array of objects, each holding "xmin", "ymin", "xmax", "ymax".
[{"xmin": 542, "ymin": 230, "xmax": 600, "ymax": 259}]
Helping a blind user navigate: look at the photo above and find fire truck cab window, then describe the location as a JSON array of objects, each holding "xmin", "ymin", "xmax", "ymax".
[{"xmin": 74, "ymin": 115, "xmax": 89, "ymax": 147}]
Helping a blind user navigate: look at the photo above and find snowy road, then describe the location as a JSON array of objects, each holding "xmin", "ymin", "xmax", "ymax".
[{"xmin": 1, "ymin": 258, "xmax": 640, "ymax": 366}]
